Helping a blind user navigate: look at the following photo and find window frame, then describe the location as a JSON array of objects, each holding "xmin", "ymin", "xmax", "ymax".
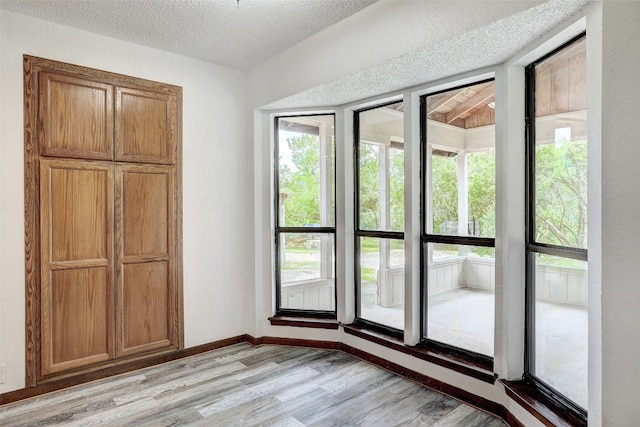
[
  {"xmin": 524, "ymin": 32, "xmax": 588, "ymax": 421},
  {"xmin": 274, "ymin": 113, "xmax": 337, "ymax": 318},
  {"xmin": 419, "ymin": 78, "xmax": 496, "ymax": 363},
  {"xmin": 353, "ymin": 100, "xmax": 405, "ymax": 338}
]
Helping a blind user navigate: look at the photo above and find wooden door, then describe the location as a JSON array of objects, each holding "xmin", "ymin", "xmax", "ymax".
[
  {"xmin": 40, "ymin": 159, "xmax": 114, "ymax": 376},
  {"xmin": 25, "ymin": 55, "xmax": 183, "ymax": 386},
  {"xmin": 115, "ymin": 87, "xmax": 176, "ymax": 164},
  {"xmin": 38, "ymin": 72, "xmax": 114, "ymax": 160},
  {"xmin": 115, "ymin": 164, "xmax": 177, "ymax": 357}
]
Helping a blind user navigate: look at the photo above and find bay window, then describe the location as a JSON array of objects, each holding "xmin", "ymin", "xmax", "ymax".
[
  {"xmin": 525, "ymin": 33, "xmax": 587, "ymax": 416},
  {"xmin": 275, "ymin": 114, "xmax": 336, "ymax": 316},
  {"xmin": 421, "ymin": 80, "xmax": 496, "ymax": 358},
  {"xmin": 354, "ymin": 101, "xmax": 405, "ymax": 333}
]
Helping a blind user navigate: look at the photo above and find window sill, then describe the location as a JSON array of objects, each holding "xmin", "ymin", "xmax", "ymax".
[
  {"xmin": 268, "ymin": 315, "xmax": 340, "ymax": 330},
  {"xmin": 502, "ymin": 379, "xmax": 586, "ymax": 427},
  {"xmin": 342, "ymin": 323, "xmax": 496, "ymax": 384}
]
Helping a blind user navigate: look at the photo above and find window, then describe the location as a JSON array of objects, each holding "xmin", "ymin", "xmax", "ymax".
[
  {"xmin": 525, "ymin": 34, "xmax": 587, "ymax": 415},
  {"xmin": 275, "ymin": 115, "xmax": 336, "ymax": 316},
  {"xmin": 421, "ymin": 80, "xmax": 496, "ymax": 358},
  {"xmin": 355, "ymin": 101, "xmax": 404, "ymax": 332}
]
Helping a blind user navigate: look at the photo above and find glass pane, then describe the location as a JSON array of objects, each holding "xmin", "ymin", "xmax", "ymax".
[
  {"xmin": 467, "ymin": 150, "xmax": 495, "ymax": 237},
  {"xmin": 534, "ymin": 253, "xmax": 587, "ymax": 408},
  {"xmin": 358, "ymin": 102, "xmax": 404, "ymax": 232},
  {"xmin": 358, "ymin": 143, "xmax": 381, "ymax": 230},
  {"xmin": 430, "ymin": 153, "xmax": 458, "ymax": 235},
  {"xmin": 277, "ymin": 115, "xmax": 335, "ymax": 227},
  {"xmin": 427, "ymin": 243, "xmax": 494, "ymax": 356},
  {"xmin": 534, "ymin": 37, "xmax": 586, "ymax": 249},
  {"xmin": 278, "ymin": 232, "xmax": 335, "ymax": 311},
  {"xmin": 389, "ymin": 147, "xmax": 405, "ymax": 232},
  {"xmin": 358, "ymin": 237, "xmax": 404, "ymax": 330},
  {"xmin": 425, "ymin": 81, "xmax": 495, "ymax": 237}
]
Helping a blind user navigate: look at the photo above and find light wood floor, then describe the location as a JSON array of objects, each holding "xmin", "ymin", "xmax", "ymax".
[{"xmin": 0, "ymin": 343, "xmax": 506, "ymax": 426}]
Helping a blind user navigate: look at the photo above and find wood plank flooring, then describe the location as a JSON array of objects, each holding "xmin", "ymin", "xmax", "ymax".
[{"xmin": 0, "ymin": 343, "xmax": 506, "ymax": 426}]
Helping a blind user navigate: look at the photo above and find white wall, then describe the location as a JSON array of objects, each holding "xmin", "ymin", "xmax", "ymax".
[
  {"xmin": 599, "ymin": 2, "xmax": 640, "ymax": 426},
  {"xmin": 0, "ymin": 11, "xmax": 251, "ymax": 393},
  {"xmin": 247, "ymin": 0, "xmax": 545, "ymax": 109}
]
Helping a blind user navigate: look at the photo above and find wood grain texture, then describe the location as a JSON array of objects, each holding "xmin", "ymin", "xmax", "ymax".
[
  {"xmin": 39, "ymin": 72, "xmax": 114, "ymax": 160},
  {"xmin": 115, "ymin": 164, "xmax": 178, "ymax": 358},
  {"xmin": 39, "ymin": 159, "xmax": 114, "ymax": 376},
  {"xmin": 116, "ymin": 87, "xmax": 176, "ymax": 164},
  {"xmin": 0, "ymin": 344, "xmax": 506, "ymax": 427},
  {"xmin": 24, "ymin": 55, "xmax": 184, "ymax": 384},
  {"xmin": 24, "ymin": 55, "xmax": 40, "ymax": 387},
  {"xmin": 535, "ymin": 37, "xmax": 586, "ymax": 117}
]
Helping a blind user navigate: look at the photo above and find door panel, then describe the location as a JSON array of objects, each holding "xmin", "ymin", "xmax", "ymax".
[
  {"xmin": 121, "ymin": 170, "xmax": 168, "ymax": 256},
  {"xmin": 40, "ymin": 159, "xmax": 114, "ymax": 376},
  {"xmin": 39, "ymin": 72, "xmax": 113, "ymax": 160},
  {"xmin": 46, "ymin": 267, "xmax": 110, "ymax": 372},
  {"xmin": 49, "ymin": 165, "xmax": 110, "ymax": 262},
  {"xmin": 121, "ymin": 261, "xmax": 170, "ymax": 353},
  {"xmin": 116, "ymin": 164, "xmax": 176, "ymax": 357},
  {"xmin": 115, "ymin": 87, "xmax": 176, "ymax": 164}
]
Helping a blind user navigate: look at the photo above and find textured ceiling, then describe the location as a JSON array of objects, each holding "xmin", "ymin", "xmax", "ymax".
[
  {"xmin": 0, "ymin": 0, "xmax": 379, "ymax": 70},
  {"xmin": 263, "ymin": 0, "xmax": 589, "ymax": 109}
]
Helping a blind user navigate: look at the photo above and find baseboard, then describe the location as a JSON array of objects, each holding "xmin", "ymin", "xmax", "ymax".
[
  {"xmin": 1, "ymin": 333, "xmax": 526, "ymax": 427},
  {"xmin": 0, "ymin": 334, "xmax": 247, "ymax": 406},
  {"xmin": 247, "ymin": 335, "xmax": 523, "ymax": 427}
]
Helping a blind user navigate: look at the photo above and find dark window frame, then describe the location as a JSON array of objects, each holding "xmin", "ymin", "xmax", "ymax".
[
  {"xmin": 274, "ymin": 114, "xmax": 337, "ymax": 319},
  {"xmin": 524, "ymin": 32, "xmax": 588, "ymax": 422},
  {"xmin": 353, "ymin": 100, "xmax": 405, "ymax": 335},
  {"xmin": 419, "ymin": 78, "xmax": 496, "ymax": 365}
]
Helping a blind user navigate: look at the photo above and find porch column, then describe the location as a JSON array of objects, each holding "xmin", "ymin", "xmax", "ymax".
[{"xmin": 319, "ymin": 121, "xmax": 333, "ymax": 279}]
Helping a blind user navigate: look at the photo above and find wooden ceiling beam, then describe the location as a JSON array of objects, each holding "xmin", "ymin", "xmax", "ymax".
[
  {"xmin": 426, "ymin": 88, "xmax": 464, "ymax": 113},
  {"xmin": 445, "ymin": 84, "xmax": 495, "ymax": 124}
]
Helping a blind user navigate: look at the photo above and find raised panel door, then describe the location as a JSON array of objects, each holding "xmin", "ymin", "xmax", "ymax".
[
  {"xmin": 115, "ymin": 87, "xmax": 176, "ymax": 164},
  {"xmin": 40, "ymin": 159, "xmax": 114, "ymax": 375},
  {"xmin": 25, "ymin": 56, "xmax": 183, "ymax": 386},
  {"xmin": 115, "ymin": 164, "xmax": 177, "ymax": 357},
  {"xmin": 39, "ymin": 72, "xmax": 113, "ymax": 160}
]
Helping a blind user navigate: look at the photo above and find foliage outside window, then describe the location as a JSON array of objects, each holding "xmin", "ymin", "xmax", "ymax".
[
  {"xmin": 422, "ymin": 80, "xmax": 496, "ymax": 358},
  {"xmin": 355, "ymin": 101, "xmax": 405, "ymax": 331},
  {"xmin": 526, "ymin": 34, "xmax": 588, "ymax": 415},
  {"xmin": 275, "ymin": 115, "xmax": 336, "ymax": 315}
]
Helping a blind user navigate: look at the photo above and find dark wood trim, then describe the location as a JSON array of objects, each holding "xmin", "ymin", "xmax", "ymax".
[
  {"xmin": 247, "ymin": 334, "xmax": 522, "ymax": 426},
  {"xmin": 343, "ymin": 323, "xmax": 496, "ymax": 384},
  {"xmin": 502, "ymin": 380, "xmax": 587, "ymax": 427},
  {"xmin": 23, "ymin": 55, "xmax": 40, "ymax": 388},
  {"xmin": 339, "ymin": 343, "xmax": 510, "ymax": 423},
  {"xmin": 268, "ymin": 316, "xmax": 340, "ymax": 329},
  {"xmin": 175, "ymin": 87, "xmax": 185, "ymax": 350},
  {"xmin": 245, "ymin": 334, "xmax": 263, "ymax": 346},
  {"xmin": 0, "ymin": 335, "xmax": 246, "ymax": 406},
  {"xmin": 350, "ymin": 318, "xmax": 404, "ymax": 341},
  {"xmin": 3, "ymin": 331, "xmax": 566, "ymax": 427},
  {"xmin": 257, "ymin": 336, "xmax": 341, "ymax": 350}
]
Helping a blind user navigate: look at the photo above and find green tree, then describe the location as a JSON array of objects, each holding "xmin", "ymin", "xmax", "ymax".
[
  {"xmin": 279, "ymin": 133, "xmax": 322, "ymax": 227},
  {"xmin": 389, "ymin": 147, "xmax": 404, "ymax": 231},
  {"xmin": 431, "ymin": 154, "xmax": 458, "ymax": 234},
  {"xmin": 535, "ymin": 140, "xmax": 587, "ymax": 248},
  {"xmin": 468, "ymin": 150, "xmax": 496, "ymax": 237},
  {"xmin": 359, "ymin": 143, "xmax": 380, "ymax": 230}
]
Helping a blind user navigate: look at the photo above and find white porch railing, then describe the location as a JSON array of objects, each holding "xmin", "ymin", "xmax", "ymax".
[{"xmin": 280, "ymin": 258, "xmax": 587, "ymax": 311}]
